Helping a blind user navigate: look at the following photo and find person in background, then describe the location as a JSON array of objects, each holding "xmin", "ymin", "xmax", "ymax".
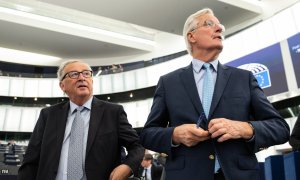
[
  {"xmin": 139, "ymin": 154, "xmax": 163, "ymax": 180},
  {"xmin": 7, "ymin": 140, "xmax": 16, "ymax": 146},
  {"xmin": 289, "ymin": 114, "xmax": 300, "ymax": 151},
  {"xmin": 18, "ymin": 60, "xmax": 144, "ymax": 180},
  {"xmin": 140, "ymin": 8, "xmax": 290, "ymax": 180}
]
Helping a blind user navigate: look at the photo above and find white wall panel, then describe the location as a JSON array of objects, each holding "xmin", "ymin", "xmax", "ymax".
[
  {"xmin": 52, "ymin": 79, "xmax": 64, "ymax": 97},
  {"xmin": 93, "ymin": 77, "xmax": 101, "ymax": 95},
  {"xmin": 19, "ymin": 108, "xmax": 37, "ymax": 132},
  {"xmin": 135, "ymin": 100, "xmax": 150, "ymax": 127},
  {"xmin": 38, "ymin": 79, "xmax": 52, "ymax": 97},
  {"xmin": 135, "ymin": 69, "xmax": 147, "ymax": 89},
  {"xmin": 0, "ymin": 78, "xmax": 9, "ymax": 96},
  {"xmin": 24, "ymin": 79, "xmax": 38, "ymax": 97},
  {"xmin": 122, "ymin": 102, "xmax": 137, "ymax": 127},
  {"xmin": 220, "ymin": 35, "xmax": 243, "ymax": 64},
  {"xmin": 0, "ymin": 108, "xmax": 6, "ymax": 131},
  {"xmin": 9, "ymin": 79, "xmax": 24, "ymax": 96},
  {"xmin": 112, "ymin": 73, "xmax": 124, "ymax": 93},
  {"xmin": 4, "ymin": 107, "xmax": 21, "ymax": 131},
  {"xmin": 240, "ymin": 26, "xmax": 260, "ymax": 55},
  {"xmin": 100, "ymin": 75, "xmax": 112, "ymax": 94},
  {"xmin": 146, "ymin": 65, "xmax": 160, "ymax": 87},
  {"xmin": 124, "ymin": 71, "xmax": 136, "ymax": 91},
  {"xmin": 255, "ymin": 20, "xmax": 277, "ymax": 49},
  {"xmin": 272, "ymin": 9, "xmax": 298, "ymax": 41},
  {"xmin": 291, "ymin": 2, "xmax": 300, "ymax": 32}
]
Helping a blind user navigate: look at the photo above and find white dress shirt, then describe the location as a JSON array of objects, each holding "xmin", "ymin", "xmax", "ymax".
[{"xmin": 143, "ymin": 165, "xmax": 152, "ymax": 180}]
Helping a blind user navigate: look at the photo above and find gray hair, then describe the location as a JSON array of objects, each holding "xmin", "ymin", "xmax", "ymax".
[
  {"xmin": 183, "ymin": 8, "xmax": 214, "ymax": 55},
  {"xmin": 57, "ymin": 60, "xmax": 91, "ymax": 81}
]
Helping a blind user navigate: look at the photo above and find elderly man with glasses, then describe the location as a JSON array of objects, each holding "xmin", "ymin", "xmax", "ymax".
[
  {"xmin": 18, "ymin": 60, "xmax": 144, "ymax": 180},
  {"xmin": 140, "ymin": 8, "xmax": 289, "ymax": 180}
]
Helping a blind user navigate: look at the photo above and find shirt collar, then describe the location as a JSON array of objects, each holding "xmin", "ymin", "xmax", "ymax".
[
  {"xmin": 69, "ymin": 96, "xmax": 93, "ymax": 113},
  {"xmin": 145, "ymin": 164, "xmax": 152, "ymax": 170},
  {"xmin": 192, "ymin": 58, "xmax": 219, "ymax": 73}
]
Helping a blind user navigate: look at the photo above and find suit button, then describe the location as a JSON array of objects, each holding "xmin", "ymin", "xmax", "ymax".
[{"xmin": 209, "ymin": 155, "xmax": 215, "ymax": 160}]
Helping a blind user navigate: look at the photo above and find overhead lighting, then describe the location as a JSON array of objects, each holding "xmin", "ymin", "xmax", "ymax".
[
  {"xmin": 0, "ymin": 5, "xmax": 155, "ymax": 50},
  {"xmin": 95, "ymin": 69, "xmax": 102, "ymax": 76},
  {"xmin": 0, "ymin": 47, "xmax": 61, "ymax": 64},
  {"xmin": 14, "ymin": 5, "xmax": 33, "ymax": 12}
]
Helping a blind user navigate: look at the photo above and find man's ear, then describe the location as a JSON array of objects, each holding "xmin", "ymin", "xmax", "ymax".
[
  {"xmin": 187, "ymin": 32, "xmax": 196, "ymax": 43},
  {"xmin": 59, "ymin": 81, "xmax": 65, "ymax": 91}
]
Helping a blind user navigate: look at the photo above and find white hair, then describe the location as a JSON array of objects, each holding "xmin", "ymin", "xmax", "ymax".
[
  {"xmin": 183, "ymin": 8, "xmax": 214, "ymax": 55},
  {"xmin": 57, "ymin": 60, "xmax": 91, "ymax": 81}
]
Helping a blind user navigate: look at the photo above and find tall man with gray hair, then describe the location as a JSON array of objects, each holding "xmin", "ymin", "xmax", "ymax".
[{"xmin": 140, "ymin": 8, "xmax": 289, "ymax": 180}]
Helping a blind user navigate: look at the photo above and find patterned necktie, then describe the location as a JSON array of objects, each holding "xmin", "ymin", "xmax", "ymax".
[
  {"xmin": 202, "ymin": 63, "xmax": 214, "ymax": 119},
  {"xmin": 202, "ymin": 63, "xmax": 221, "ymax": 172},
  {"xmin": 67, "ymin": 106, "xmax": 84, "ymax": 180}
]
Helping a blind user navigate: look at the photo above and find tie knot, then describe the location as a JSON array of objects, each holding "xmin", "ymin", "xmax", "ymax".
[
  {"xmin": 203, "ymin": 63, "xmax": 211, "ymax": 69},
  {"xmin": 76, "ymin": 106, "xmax": 84, "ymax": 112}
]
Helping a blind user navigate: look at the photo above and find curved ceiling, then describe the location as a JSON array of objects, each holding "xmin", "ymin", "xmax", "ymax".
[{"xmin": 0, "ymin": 0, "xmax": 298, "ymax": 66}]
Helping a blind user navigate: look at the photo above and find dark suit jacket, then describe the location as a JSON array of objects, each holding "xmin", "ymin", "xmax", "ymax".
[
  {"xmin": 290, "ymin": 115, "xmax": 300, "ymax": 151},
  {"xmin": 140, "ymin": 63, "xmax": 290, "ymax": 180},
  {"xmin": 138, "ymin": 165, "xmax": 163, "ymax": 180},
  {"xmin": 18, "ymin": 97, "xmax": 144, "ymax": 180}
]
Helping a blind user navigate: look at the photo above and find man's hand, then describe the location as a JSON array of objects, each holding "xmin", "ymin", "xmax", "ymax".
[
  {"xmin": 208, "ymin": 118, "xmax": 254, "ymax": 142},
  {"xmin": 172, "ymin": 124, "xmax": 211, "ymax": 147},
  {"xmin": 109, "ymin": 164, "xmax": 132, "ymax": 180}
]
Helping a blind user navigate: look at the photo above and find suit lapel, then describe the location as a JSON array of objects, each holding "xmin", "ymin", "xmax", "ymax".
[
  {"xmin": 179, "ymin": 63, "xmax": 202, "ymax": 115},
  {"xmin": 209, "ymin": 63, "xmax": 231, "ymax": 118},
  {"xmin": 55, "ymin": 102, "xmax": 69, "ymax": 159},
  {"xmin": 86, "ymin": 98, "xmax": 104, "ymax": 155}
]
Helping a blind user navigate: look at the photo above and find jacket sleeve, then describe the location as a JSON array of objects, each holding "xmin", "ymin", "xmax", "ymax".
[
  {"xmin": 140, "ymin": 77, "xmax": 175, "ymax": 156},
  {"xmin": 18, "ymin": 108, "xmax": 47, "ymax": 180},
  {"xmin": 247, "ymin": 72, "xmax": 290, "ymax": 153}
]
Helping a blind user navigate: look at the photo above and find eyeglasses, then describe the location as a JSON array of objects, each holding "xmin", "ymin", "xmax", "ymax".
[
  {"xmin": 191, "ymin": 20, "xmax": 225, "ymax": 33},
  {"xmin": 61, "ymin": 70, "xmax": 93, "ymax": 80}
]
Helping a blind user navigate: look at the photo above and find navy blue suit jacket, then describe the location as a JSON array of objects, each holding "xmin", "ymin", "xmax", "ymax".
[{"xmin": 140, "ymin": 63, "xmax": 289, "ymax": 180}]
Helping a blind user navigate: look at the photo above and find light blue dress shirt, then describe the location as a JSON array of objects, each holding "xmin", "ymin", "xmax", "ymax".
[
  {"xmin": 55, "ymin": 97, "xmax": 92, "ymax": 180},
  {"xmin": 192, "ymin": 58, "xmax": 220, "ymax": 173},
  {"xmin": 192, "ymin": 58, "xmax": 218, "ymax": 103}
]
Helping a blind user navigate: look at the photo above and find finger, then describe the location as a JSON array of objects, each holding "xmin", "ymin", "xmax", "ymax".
[
  {"xmin": 200, "ymin": 135, "xmax": 211, "ymax": 141},
  {"xmin": 211, "ymin": 128, "xmax": 226, "ymax": 138},
  {"xmin": 208, "ymin": 118, "xmax": 223, "ymax": 129},
  {"xmin": 217, "ymin": 133, "xmax": 231, "ymax": 142}
]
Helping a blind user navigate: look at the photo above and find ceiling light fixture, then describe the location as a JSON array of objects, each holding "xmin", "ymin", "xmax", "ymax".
[
  {"xmin": 0, "ymin": 47, "xmax": 61, "ymax": 64},
  {"xmin": 0, "ymin": 5, "xmax": 155, "ymax": 51}
]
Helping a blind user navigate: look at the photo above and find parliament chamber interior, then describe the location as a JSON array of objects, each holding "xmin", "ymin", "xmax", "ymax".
[{"xmin": 1, "ymin": 0, "xmax": 300, "ymax": 179}]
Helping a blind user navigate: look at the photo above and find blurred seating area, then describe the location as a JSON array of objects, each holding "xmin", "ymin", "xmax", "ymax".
[
  {"xmin": 258, "ymin": 151, "xmax": 300, "ymax": 180},
  {"xmin": 0, "ymin": 141, "xmax": 27, "ymax": 180}
]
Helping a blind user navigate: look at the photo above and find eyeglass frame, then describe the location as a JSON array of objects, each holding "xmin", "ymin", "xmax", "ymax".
[
  {"xmin": 190, "ymin": 19, "xmax": 225, "ymax": 33},
  {"xmin": 61, "ymin": 70, "xmax": 93, "ymax": 81}
]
